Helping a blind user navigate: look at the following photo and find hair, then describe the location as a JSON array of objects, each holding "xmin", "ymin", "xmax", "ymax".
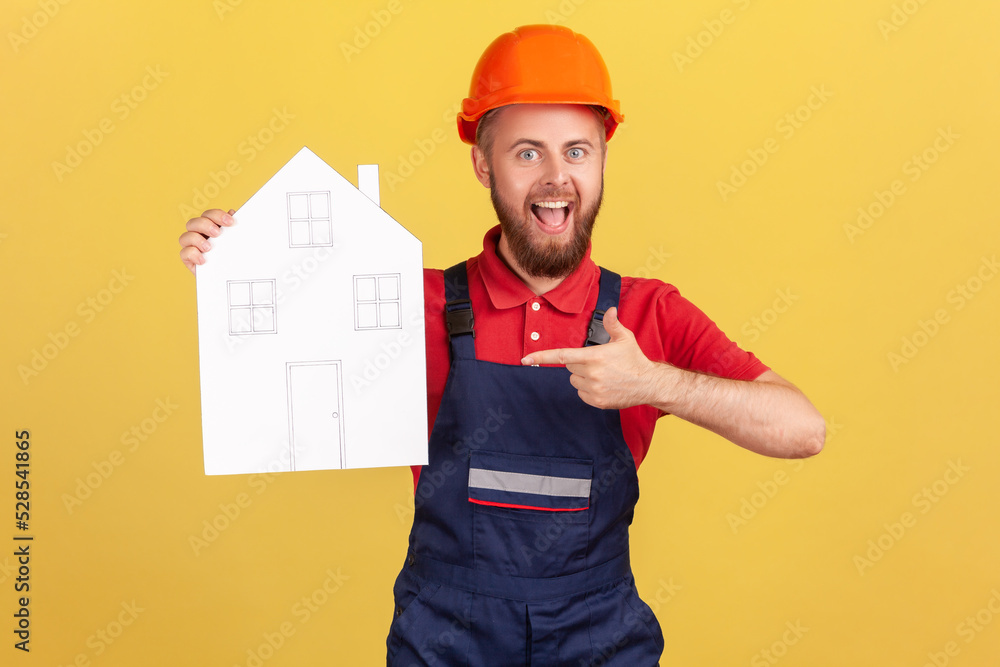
[{"xmin": 475, "ymin": 104, "xmax": 609, "ymax": 162}]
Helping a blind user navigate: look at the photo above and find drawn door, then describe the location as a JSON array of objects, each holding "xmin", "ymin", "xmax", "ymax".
[{"xmin": 286, "ymin": 361, "xmax": 345, "ymax": 471}]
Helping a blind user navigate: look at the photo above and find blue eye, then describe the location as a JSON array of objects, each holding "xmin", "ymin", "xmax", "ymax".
[
  {"xmin": 519, "ymin": 149, "xmax": 538, "ymax": 161},
  {"xmin": 567, "ymin": 148, "xmax": 584, "ymax": 159}
]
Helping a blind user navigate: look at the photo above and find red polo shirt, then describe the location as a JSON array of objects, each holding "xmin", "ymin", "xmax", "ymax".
[{"xmin": 415, "ymin": 225, "xmax": 768, "ymax": 486}]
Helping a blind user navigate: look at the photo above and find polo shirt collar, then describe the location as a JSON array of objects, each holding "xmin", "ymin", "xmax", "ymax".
[{"xmin": 478, "ymin": 225, "xmax": 599, "ymax": 314}]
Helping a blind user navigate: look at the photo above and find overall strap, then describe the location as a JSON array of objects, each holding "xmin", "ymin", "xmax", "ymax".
[
  {"xmin": 443, "ymin": 263, "xmax": 622, "ymax": 356},
  {"xmin": 443, "ymin": 262, "xmax": 476, "ymax": 360},
  {"xmin": 585, "ymin": 268, "xmax": 622, "ymax": 346}
]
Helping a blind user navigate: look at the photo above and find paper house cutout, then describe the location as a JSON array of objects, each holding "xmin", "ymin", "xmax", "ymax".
[{"xmin": 196, "ymin": 146, "xmax": 427, "ymax": 475}]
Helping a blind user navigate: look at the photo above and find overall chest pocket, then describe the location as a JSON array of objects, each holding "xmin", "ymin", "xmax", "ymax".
[{"xmin": 468, "ymin": 450, "xmax": 592, "ymax": 577}]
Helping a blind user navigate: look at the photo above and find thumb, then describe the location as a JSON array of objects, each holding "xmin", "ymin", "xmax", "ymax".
[{"xmin": 603, "ymin": 307, "xmax": 632, "ymax": 342}]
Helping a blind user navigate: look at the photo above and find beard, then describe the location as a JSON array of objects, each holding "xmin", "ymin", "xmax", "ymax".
[{"xmin": 489, "ymin": 171, "xmax": 604, "ymax": 279}]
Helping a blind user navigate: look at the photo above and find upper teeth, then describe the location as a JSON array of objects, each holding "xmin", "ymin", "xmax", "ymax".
[{"xmin": 535, "ymin": 201, "xmax": 569, "ymax": 208}]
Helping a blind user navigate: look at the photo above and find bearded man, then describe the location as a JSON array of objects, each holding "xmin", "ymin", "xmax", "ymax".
[{"xmin": 179, "ymin": 24, "xmax": 824, "ymax": 667}]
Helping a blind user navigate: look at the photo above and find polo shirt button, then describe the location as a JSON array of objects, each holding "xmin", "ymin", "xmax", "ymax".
[
  {"xmin": 530, "ymin": 331, "xmax": 540, "ymax": 341},
  {"xmin": 531, "ymin": 302, "xmax": 540, "ymax": 311},
  {"xmin": 395, "ymin": 605, "xmax": 404, "ymax": 617}
]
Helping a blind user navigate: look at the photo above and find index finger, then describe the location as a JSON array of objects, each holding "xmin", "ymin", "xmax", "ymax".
[
  {"xmin": 203, "ymin": 208, "xmax": 236, "ymax": 226},
  {"xmin": 521, "ymin": 347, "xmax": 596, "ymax": 366},
  {"xmin": 185, "ymin": 208, "xmax": 235, "ymax": 237}
]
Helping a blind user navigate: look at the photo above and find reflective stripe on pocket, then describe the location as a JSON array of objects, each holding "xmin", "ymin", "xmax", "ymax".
[{"xmin": 468, "ymin": 451, "xmax": 592, "ymax": 511}]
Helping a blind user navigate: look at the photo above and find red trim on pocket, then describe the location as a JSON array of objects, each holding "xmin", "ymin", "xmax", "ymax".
[{"xmin": 469, "ymin": 498, "xmax": 589, "ymax": 512}]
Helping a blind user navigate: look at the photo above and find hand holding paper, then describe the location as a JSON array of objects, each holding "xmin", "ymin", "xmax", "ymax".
[{"xmin": 179, "ymin": 208, "xmax": 236, "ymax": 273}]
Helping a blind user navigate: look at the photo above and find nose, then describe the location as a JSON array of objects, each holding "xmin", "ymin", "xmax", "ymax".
[{"xmin": 539, "ymin": 156, "xmax": 570, "ymax": 188}]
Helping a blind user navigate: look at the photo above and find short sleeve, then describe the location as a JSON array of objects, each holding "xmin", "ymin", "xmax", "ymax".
[
  {"xmin": 619, "ymin": 277, "xmax": 770, "ymax": 381},
  {"xmin": 614, "ymin": 277, "xmax": 770, "ymax": 468}
]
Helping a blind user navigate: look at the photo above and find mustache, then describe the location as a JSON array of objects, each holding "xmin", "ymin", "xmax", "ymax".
[{"xmin": 527, "ymin": 189, "xmax": 578, "ymax": 204}]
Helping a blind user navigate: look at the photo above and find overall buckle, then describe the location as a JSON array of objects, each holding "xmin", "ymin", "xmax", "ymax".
[
  {"xmin": 446, "ymin": 299, "xmax": 475, "ymax": 338},
  {"xmin": 585, "ymin": 309, "xmax": 609, "ymax": 346}
]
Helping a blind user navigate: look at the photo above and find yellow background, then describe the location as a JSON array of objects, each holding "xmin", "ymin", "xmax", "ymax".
[{"xmin": 3, "ymin": 0, "xmax": 998, "ymax": 664}]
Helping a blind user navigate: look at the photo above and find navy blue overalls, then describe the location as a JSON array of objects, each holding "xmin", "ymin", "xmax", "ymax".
[{"xmin": 386, "ymin": 262, "xmax": 664, "ymax": 666}]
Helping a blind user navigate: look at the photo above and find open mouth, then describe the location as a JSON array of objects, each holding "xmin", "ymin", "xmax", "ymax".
[{"xmin": 530, "ymin": 200, "xmax": 572, "ymax": 235}]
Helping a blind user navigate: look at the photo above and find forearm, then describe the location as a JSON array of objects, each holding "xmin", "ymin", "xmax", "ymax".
[
  {"xmin": 648, "ymin": 363, "xmax": 825, "ymax": 459},
  {"xmin": 524, "ymin": 307, "xmax": 826, "ymax": 458}
]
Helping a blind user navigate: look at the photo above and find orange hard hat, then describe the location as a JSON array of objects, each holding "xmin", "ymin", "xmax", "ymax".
[{"xmin": 457, "ymin": 25, "xmax": 624, "ymax": 145}]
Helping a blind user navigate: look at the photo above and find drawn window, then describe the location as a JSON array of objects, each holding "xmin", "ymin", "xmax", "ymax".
[
  {"xmin": 354, "ymin": 274, "xmax": 401, "ymax": 330},
  {"xmin": 287, "ymin": 191, "xmax": 333, "ymax": 247},
  {"xmin": 228, "ymin": 279, "xmax": 276, "ymax": 335}
]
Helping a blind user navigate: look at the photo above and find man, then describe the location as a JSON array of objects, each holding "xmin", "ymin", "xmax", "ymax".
[{"xmin": 180, "ymin": 25, "xmax": 824, "ymax": 666}]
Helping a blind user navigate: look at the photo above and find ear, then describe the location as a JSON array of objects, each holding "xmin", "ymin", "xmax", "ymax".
[{"xmin": 471, "ymin": 145, "xmax": 491, "ymax": 188}]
